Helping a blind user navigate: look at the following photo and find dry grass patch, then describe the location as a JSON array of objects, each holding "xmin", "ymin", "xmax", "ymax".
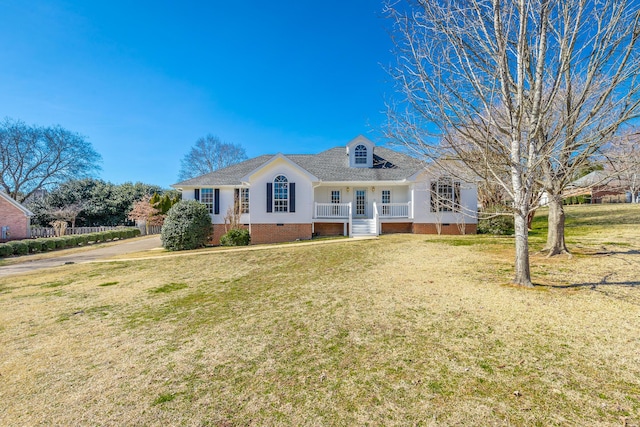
[{"xmin": 0, "ymin": 205, "xmax": 639, "ymax": 425}]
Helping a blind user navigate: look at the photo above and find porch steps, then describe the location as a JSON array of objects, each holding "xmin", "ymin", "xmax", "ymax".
[{"xmin": 351, "ymin": 219, "xmax": 377, "ymax": 237}]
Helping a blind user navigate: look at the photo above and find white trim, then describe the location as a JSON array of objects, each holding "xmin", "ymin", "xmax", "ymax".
[{"xmin": 240, "ymin": 153, "xmax": 318, "ymax": 182}]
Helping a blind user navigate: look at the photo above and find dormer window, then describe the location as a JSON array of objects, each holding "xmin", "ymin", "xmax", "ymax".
[
  {"xmin": 354, "ymin": 145, "xmax": 367, "ymax": 164},
  {"xmin": 347, "ymin": 136, "xmax": 374, "ymax": 168}
]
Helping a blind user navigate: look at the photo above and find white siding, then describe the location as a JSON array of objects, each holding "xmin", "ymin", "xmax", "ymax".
[
  {"xmin": 412, "ymin": 174, "xmax": 478, "ymax": 224},
  {"xmin": 248, "ymin": 158, "xmax": 314, "ymax": 224}
]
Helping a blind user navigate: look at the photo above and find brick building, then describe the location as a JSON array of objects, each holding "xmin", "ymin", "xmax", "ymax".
[{"xmin": 0, "ymin": 192, "xmax": 33, "ymax": 241}]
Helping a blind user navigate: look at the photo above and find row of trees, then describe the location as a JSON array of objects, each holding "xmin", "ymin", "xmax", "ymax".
[
  {"xmin": 27, "ymin": 179, "xmax": 173, "ymax": 227},
  {"xmin": 386, "ymin": 0, "xmax": 640, "ymax": 286}
]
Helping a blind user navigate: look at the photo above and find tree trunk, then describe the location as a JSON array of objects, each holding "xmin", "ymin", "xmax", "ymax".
[
  {"xmin": 544, "ymin": 195, "xmax": 569, "ymax": 256},
  {"xmin": 513, "ymin": 211, "xmax": 534, "ymax": 287},
  {"xmin": 527, "ymin": 208, "xmax": 536, "ymax": 230}
]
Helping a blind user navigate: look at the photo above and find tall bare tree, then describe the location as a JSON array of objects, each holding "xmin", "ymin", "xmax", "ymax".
[
  {"xmin": 605, "ymin": 128, "xmax": 640, "ymax": 203},
  {"xmin": 385, "ymin": 0, "xmax": 640, "ymax": 286},
  {"xmin": 177, "ymin": 135, "xmax": 248, "ymax": 181},
  {"xmin": 0, "ymin": 118, "xmax": 101, "ymax": 203}
]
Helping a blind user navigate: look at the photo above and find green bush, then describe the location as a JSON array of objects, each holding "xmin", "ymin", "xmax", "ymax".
[
  {"xmin": 7, "ymin": 240, "xmax": 28, "ymax": 256},
  {"xmin": 27, "ymin": 239, "xmax": 44, "ymax": 253},
  {"xmin": 0, "ymin": 243, "xmax": 13, "ymax": 257},
  {"xmin": 40, "ymin": 238, "xmax": 56, "ymax": 251},
  {"xmin": 161, "ymin": 201, "xmax": 212, "ymax": 251},
  {"xmin": 50, "ymin": 237, "xmax": 65, "ymax": 249},
  {"xmin": 61, "ymin": 236, "xmax": 76, "ymax": 248},
  {"xmin": 478, "ymin": 206, "xmax": 515, "ymax": 235},
  {"xmin": 220, "ymin": 228, "xmax": 250, "ymax": 246}
]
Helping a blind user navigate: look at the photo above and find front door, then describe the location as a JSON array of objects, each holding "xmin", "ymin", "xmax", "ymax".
[{"xmin": 355, "ymin": 189, "xmax": 367, "ymax": 217}]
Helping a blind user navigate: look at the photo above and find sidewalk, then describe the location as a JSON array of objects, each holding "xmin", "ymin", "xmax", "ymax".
[{"xmin": 0, "ymin": 235, "xmax": 162, "ymax": 278}]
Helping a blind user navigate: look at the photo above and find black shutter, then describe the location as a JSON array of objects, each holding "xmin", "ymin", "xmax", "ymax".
[
  {"xmin": 430, "ymin": 182, "xmax": 436, "ymax": 212},
  {"xmin": 194, "ymin": 188, "xmax": 200, "ymax": 201},
  {"xmin": 290, "ymin": 182, "xmax": 296, "ymax": 213},
  {"xmin": 214, "ymin": 189, "xmax": 220, "ymax": 215},
  {"xmin": 266, "ymin": 182, "xmax": 273, "ymax": 212}
]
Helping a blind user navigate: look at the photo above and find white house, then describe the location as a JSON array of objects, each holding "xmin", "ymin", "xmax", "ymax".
[{"xmin": 172, "ymin": 136, "xmax": 478, "ymax": 244}]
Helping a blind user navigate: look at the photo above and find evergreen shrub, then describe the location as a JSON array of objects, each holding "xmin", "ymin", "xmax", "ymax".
[
  {"xmin": 0, "ymin": 243, "xmax": 13, "ymax": 257},
  {"xmin": 220, "ymin": 229, "xmax": 250, "ymax": 246},
  {"xmin": 477, "ymin": 206, "xmax": 515, "ymax": 235},
  {"xmin": 41, "ymin": 238, "xmax": 57, "ymax": 251},
  {"xmin": 27, "ymin": 240, "xmax": 44, "ymax": 253},
  {"xmin": 7, "ymin": 241, "xmax": 28, "ymax": 256},
  {"xmin": 161, "ymin": 201, "xmax": 212, "ymax": 251}
]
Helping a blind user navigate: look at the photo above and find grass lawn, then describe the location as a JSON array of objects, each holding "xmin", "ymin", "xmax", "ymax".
[{"xmin": 1, "ymin": 204, "xmax": 639, "ymax": 426}]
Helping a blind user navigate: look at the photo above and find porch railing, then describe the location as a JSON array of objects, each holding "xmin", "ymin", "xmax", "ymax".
[
  {"xmin": 315, "ymin": 202, "xmax": 350, "ymax": 218},
  {"xmin": 378, "ymin": 202, "xmax": 410, "ymax": 218}
]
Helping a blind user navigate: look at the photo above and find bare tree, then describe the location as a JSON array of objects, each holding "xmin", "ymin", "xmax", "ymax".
[
  {"xmin": 177, "ymin": 135, "xmax": 248, "ymax": 181},
  {"xmin": 0, "ymin": 118, "xmax": 102, "ymax": 203},
  {"xmin": 605, "ymin": 128, "xmax": 640, "ymax": 203},
  {"xmin": 385, "ymin": 0, "xmax": 640, "ymax": 286},
  {"xmin": 50, "ymin": 202, "xmax": 86, "ymax": 229}
]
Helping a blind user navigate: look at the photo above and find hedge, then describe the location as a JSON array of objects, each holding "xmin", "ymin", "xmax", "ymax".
[
  {"xmin": 27, "ymin": 239, "xmax": 45, "ymax": 253},
  {"xmin": 0, "ymin": 228, "xmax": 142, "ymax": 258},
  {"xmin": 0, "ymin": 243, "xmax": 12, "ymax": 257},
  {"xmin": 7, "ymin": 241, "xmax": 28, "ymax": 256}
]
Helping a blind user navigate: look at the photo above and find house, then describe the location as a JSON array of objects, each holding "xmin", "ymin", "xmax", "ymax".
[
  {"xmin": 564, "ymin": 170, "xmax": 634, "ymax": 204},
  {"xmin": 172, "ymin": 136, "xmax": 478, "ymax": 245},
  {"xmin": 0, "ymin": 191, "xmax": 33, "ymax": 241}
]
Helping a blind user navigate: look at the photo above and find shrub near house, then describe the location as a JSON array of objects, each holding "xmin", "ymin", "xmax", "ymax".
[{"xmin": 161, "ymin": 201, "xmax": 212, "ymax": 251}]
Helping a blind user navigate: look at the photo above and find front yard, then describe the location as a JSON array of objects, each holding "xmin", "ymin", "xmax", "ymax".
[{"xmin": 0, "ymin": 204, "xmax": 638, "ymax": 425}]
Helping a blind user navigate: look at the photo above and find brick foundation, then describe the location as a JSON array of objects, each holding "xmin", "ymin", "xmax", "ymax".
[
  {"xmin": 313, "ymin": 222, "xmax": 347, "ymax": 237},
  {"xmin": 380, "ymin": 222, "xmax": 413, "ymax": 234},
  {"xmin": 0, "ymin": 197, "xmax": 30, "ymax": 241},
  {"xmin": 413, "ymin": 223, "xmax": 477, "ymax": 235},
  {"xmin": 249, "ymin": 223, "xmax": 313, "ymax": 245}
]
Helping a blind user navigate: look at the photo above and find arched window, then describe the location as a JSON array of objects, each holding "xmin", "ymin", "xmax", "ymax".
[
  {"xmin": 274, "ymin": 175, "xmax": 288, "ymax": 212},
  {"xmin": 354, "ymin": 144, "xmax": 367, "ymax": 164}
]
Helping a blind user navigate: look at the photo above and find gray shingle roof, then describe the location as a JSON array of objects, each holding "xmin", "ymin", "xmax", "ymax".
[{"xmin": 172, "ymin": 146, "xmax": 425, "ymax": 187}]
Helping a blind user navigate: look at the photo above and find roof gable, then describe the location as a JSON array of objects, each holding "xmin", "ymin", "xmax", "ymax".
[
  {"xmin": 240, "ymin": 154, "xmax": 319, "ymax": 182},
  {"xmin": 0, "ymin": 192, "xmax": 34, "ymax": 216}
]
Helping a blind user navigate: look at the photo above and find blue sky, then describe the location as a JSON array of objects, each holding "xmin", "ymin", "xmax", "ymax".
[{"xmin": 0, "ymin": 0, "xmax": 395, "ymax": 188}]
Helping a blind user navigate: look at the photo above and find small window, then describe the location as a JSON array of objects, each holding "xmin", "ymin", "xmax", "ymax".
[
  {"xmin": 200, "ymin": 188, "xmax": 214, "ymax": 214},
  {"xmin": 354, "ymin": 145, "xmax": 367, "ymax": 164},
  {"xmin": 274, "ymin": 175, "xmax": 288, "ymax": 213},
  {"xmin": 381, "ymin": 190, "xmax": 391, "ymax": 215},
  {"xmin": 241, "ymin": 188, "xmax": 249, "ymax": 214},
  {"xmin": 331, "ymin": 190, "xmax": 341, "ymax": 215},
  {"xmin": 381, "ymin": 190, "xmax": 391, "ymax": 204}
]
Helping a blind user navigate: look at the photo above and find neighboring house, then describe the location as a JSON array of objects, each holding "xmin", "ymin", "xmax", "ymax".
[
  {"xmin": 564, "ymin": 170, "xmax": 633, "ymax": 203},
  {"xmin": 172, "ymin": 136, "xmax": 478, "ymax": 245},
  {"xmin": 0, "ymin": 191, "xmax": 33, "ymax": 241}
]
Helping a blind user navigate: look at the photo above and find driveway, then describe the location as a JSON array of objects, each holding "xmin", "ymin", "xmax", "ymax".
[{"xmin": 0, "ymin": 235, "xmax": 162, "ymax": 278}]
